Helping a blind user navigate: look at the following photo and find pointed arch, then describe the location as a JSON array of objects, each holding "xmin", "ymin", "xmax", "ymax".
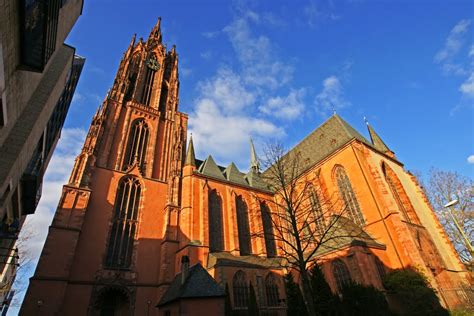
[
  {"xmin": 309, "ymin": 185, "xmax": 325, "ymax": 236},
  {"xmin": 232, "ymin": 270, "xmax": 249, "ymax": 308},
  {"xmin": 381, "ymin": 162, "xmax": 420, "ymax": 224},
  {"xmin": 332, "ymin": 259, "xmax": 351, "ymax": 291},
  {"xmin": 105, "ymin": 176, "xmax": 141, "ymax": 269},
  {"xmin": 235, "ymin": 196, "xmax": 252, "ymax": 256},
  {"xmin": 265, "ymin": 273, "xmax": 280, "ymax": 307},
  {"xmin": 141, "ymin": 54, "xmax": 158, "ymax": 106},
  {"xmin": 123, "ymin": 118, "xmax": 150, "ymax": 173},
  {"xmin": 260, "ymin": 202, "xmax": 277, "ymax": 258},
  {"xmin": 334, "ymin": 165, "xmax": 365, "ymax": 226},
  {"xmin": 208, "ymin": 189, "xmax": 224, "ymax": 252}
]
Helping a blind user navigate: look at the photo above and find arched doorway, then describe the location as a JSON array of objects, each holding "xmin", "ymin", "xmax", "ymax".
[{"xmin": 92, "ymin": 287, "xmax": 131, "ymax": 316}]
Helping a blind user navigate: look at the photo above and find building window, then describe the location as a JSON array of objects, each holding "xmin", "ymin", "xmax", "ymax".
[
  {"xmin": 332, "ymin": 259, "xmax": 351, "ymax": 291},
  {"xmin": 260, "ymin": 202, "xmax": 277, "ymax": 258},
  {"xmin": 334, "ymin": 166, "xmax": 365, "ymax": 226},
  {"xmin": 233, "ymin": 270, "xmax": 249, "ymax": 308},
  {"xmin": 265, "ymin": 274, "xmax": 280, "ymax": 307},
  {"xmin": 122, "ymin": 119, "xmax": 149, "ymax": 172},
  {"xmin": 374, "ymin": 257, "xmax": 386, "ymax": 281},
  {"xmin": 141, "ymin": 55, "xmax": 157, "ymax": 106},
  {"xmin": 382, "ymin": 163, "xmax": 419, "ymax": 224},
  {"xmin": 208, "ymin": 189, "xmax": 224, "ymax": 252},
  {"xmin": 309, "ymin": 186, "xmax": 325, "ymax": 236},
  {"xmin": 236, "ymin": 196, "xmax": 251, "ymax": 256},
  {"xmin": 20, "ymin": 0, "xmax": 60, "ymax": 71},
  {"xmin": 105, "ymin": 177, "xmax": 141, "ymax": 269}
]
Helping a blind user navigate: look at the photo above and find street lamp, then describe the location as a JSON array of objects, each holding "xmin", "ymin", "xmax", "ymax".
[{"xmin": 443, "ymin": 199, "xmax": 474, "ymax": 256}]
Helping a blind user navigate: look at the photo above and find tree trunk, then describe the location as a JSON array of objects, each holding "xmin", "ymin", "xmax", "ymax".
[{"xmin": 300, "ymin": 269, "xmax": 317, "ymax": 316}]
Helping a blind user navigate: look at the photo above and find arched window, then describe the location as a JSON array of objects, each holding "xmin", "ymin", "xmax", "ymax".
[
  {"xmin": 335, "ymin": 166, "xmax": 365, "ymax": 226},
  {"xmin": 106, "ymin": 177, "xmax": 141, "ymax": 269},
  {"xmin": 94, "ymin": 287, "xmax": 131, "ymax": 316},
  {"xmin": 309, "ymin": 187, "xmax": 325, "ymax": 236},
  {"xmin": 141, "ymin": 55, "xmax": 158, "ymax": 106},
  {"xmin": 232, "ymin": 270, "xmax": 249, "ymax": 308},
  {"xmin": 332, "ymin": 259, "xmax": 351, "ymax": 291},
  {"xmin": 265, "ymin": 274, "xmax": 280, "ymax": 307},
  {"xmin": 209, "ymin": 189, "xmax": 224, "ymax": 252},
  {"xmin": 382, "ymin": 163, "xmax": 419, "ymax": 224},
  {"xmin": 260, "ymin": 202, "xmax": 277, "ymax": 258},
  {"xmin": 236, "ymin": 196, "xmax": 252, "ymax": 256},
  {"xmin": 122, "ymin": 119, "xmax": 149, "ymax": 172}
]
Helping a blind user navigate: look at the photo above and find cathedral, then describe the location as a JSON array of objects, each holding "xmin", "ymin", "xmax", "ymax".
[{"xmin": 21, "ymin": 19, "xmax": 470, "ymax": 315}]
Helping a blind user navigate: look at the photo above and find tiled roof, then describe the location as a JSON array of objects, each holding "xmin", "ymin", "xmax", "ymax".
[
  {"xmin": 207, "ymin": 252, "xmax": 284, "ymax": 270},
  {"xmin": 157, "ymin": 263, "xmax": 225, "ymax": 307}
]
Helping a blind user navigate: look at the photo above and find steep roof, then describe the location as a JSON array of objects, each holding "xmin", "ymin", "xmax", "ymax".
[
  {"xmin": 157, "ymin": 263, "xmax": 225, "ymax": 307},
  {"xmin": 207, "ymin": 252, "xmax": 283, "ymax": 270},
  {"xmin": 263, "ymin": 114, "xmax": 372, "ymax": 178},
  {"xmin": 367, "ymin": 123, "xmax": 391, "ymax": 153},
  {"xmin": 198, "ymin": 155, "xmax": 226, "ymax": 180}
]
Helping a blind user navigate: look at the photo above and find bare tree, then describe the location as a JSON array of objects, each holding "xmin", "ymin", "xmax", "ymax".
[
  {"xmin": 426, "ymin": 168, "xmax": 473, "ymax": 264},
  {"xmin": 254, "ymin": 143, "xmax": 364, "ymax": 316}
]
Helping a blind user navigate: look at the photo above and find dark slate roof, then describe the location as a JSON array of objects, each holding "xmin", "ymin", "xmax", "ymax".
[
  {"xmin": 198, "ymin": 155, "xmax": 226, "ymax": 180},
  {"xmin": 367, "ymin": 124, "xmax": 391, "ymax": 153},
  {"xmin": 315, "ymin": 216, "xmax": 386, "ymax": 256},
  {"xmin": 207, "ymin": 252, "xmax": 284, "ymax": 270},
  {"xmin": 224, "ymin": 163, "xmax": 248, "ymax": 186},
  {"xmin": 157, "ymin": 263, "xmax": 225, "ymax": 307},
  {"xmin": 262, "ymin": 114, "xmax": 373, "ymax": 178}
]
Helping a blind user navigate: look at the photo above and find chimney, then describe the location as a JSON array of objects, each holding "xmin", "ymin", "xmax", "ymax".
[{"xmin": 181, "ymin": 255, "xmax": 190, "ymax": 284}]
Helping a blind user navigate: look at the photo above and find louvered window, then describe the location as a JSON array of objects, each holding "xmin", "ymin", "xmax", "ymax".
[
  {"xmin": 123, "ymin": 119, "xmax": 149, "ymax": 172},
  {"xmin": 105, "ymin": 177, "xmax": 141, "ymax": 269},
  {"xmin": 332, "ymin": 259, "xmax": 351, "ymax": 291}
]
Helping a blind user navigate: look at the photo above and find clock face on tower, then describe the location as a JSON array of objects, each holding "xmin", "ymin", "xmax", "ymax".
[{"xmin": 146, "ymin": 56, "xmax": 160, "ymax": 71}]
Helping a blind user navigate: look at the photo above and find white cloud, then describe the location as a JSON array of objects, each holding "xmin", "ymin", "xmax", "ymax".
[
  {"xmin": 200, "ymin": 50, "xmax": 212, "ymax": 60},
  {"xmin": 260, "ymin": 88, "xmax": 306, "ymax": 120},
  {"xmin": 199, "ymin": 67, "xmax": 256, "ymax": 113},
  {"xmin": 303, "ymin": 0, "xmax": 340, "ymax": 28},
  {"xmin": 435, "ymin": 19, "xmax": 471, "ymax": 64},
  {"xmin": 224, "ymin": 16, "xmax": 293, "ymax": 90},
  {"xmin": 314, "ymin": 76, "xmax": 350, "ymax": 114},
  {"xmin": 468, "ymin": 155, "xmax": 474, "ymax": 164},
  {"xmin": 202, "ymin": 31, "xmax": 219, "ymax": 39},
  {"xmin": 460, "ymin": 73, "xmax": 474, "ymax": 97}
]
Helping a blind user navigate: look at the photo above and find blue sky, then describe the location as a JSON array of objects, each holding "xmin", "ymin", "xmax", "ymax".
[{"xmin": 9, "ymin": 0, "xmax": 473, "ymax": 312}]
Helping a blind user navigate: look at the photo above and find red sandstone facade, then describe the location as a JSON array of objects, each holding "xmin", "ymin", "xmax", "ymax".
[{"xmin": 21, "ymin": 19, "xmax": 470, "ymax": 316}]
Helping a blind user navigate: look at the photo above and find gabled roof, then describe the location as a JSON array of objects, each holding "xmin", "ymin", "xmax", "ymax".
[
  {"xmin": 157, "ymin": 263, "xmax": 225, "ymax": 307},
  {"xmin": 198, "ymin": 155, "xmax": 226, "ymax": 180},
  {"xmin": 263, "ymin": 114, "xmax": 372, "ymax": 178},
  {"xmin": 367, "ymin": 124, "xmax": 391, "ymax": 153},
  {"xmin": 207, "ymin": 252, "xmax": 283, "ymax": 270},
  {"xmin": 245, "ymin": 170, "xmax": 269, "ymax": 191},
  {"xmin": 223, "ymin": 163, "xmax": 247, "ymax": 186}
]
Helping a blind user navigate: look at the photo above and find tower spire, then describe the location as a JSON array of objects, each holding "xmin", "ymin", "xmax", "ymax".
[
  {"xmin": 250, "ymin": 138, "xmax": 260, "ymax": 173},
  {"xmin": 184, "ymin": 134, "xmax": 196, "ymax": 167},
  {"xmin": 365, "ymin": 119, "xmax": 393, "ymax": 155},
  {"xmin": 148, "ymin": 17, "xmax": 162, "ymax": 44}
]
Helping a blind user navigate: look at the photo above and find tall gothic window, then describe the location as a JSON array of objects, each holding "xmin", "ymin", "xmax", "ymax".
[
  {"xmin": 105, "ymin": 177, "xmax": 141, "ymax": 269},
  {"xmin": 309, "ymin": 186, "xmax": 325, "ymax": 236},
  {"xmin": 332, "ymin": 259, "xmax": 351, "ymax": 291},
  {"xmin": 335, "ymin": 166, "xmax": 365, "ymax": 226},
  {"xmin": 122, "ymin": 119, "xmax": 149, "ymax": 172},
  {"xmin": 236, "ymin": 196, "xmax": 251, "ymax": 256},
  {"xmin": 382, "ymin": 163, "xmax": 419, "ymax": 224},
  {"xmin": 260, "ymin": 202, "xmax": 277, "ymax": 258},
  {"xmin": 232, "ymin": 270, "xmax": 249, "ymax": 308},
  {"xmin": 141, "ymin": 55, "xmax": 157, "ymax": 106},
  {"xmin": 265, "ymin": 274, "xmax": 280, "ymax": 307},
  {"xmin": 209, "ymin": 189, "xmax": 224, "ymax": 252}
]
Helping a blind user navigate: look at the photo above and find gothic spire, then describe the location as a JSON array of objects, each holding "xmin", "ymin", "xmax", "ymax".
[
  {"xmin": 125, "ymin": 33, "xmax": 136, "ymax": 57},
  {"xmin": 365, "ymin": 119, "xmax": 392, "ymax": 154},
  {"xmin": 184, "ymin": 135, "xmax": 196, "ymax": 167},
  {"xmin": 147, "ymin": 17, "xmax": 162, "ymax": 44},
  {"xmin": 250, "ymin": 138, "xmax": 260, "ymax": 173}
]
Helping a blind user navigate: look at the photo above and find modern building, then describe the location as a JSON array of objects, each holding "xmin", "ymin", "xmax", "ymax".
[
  {"xmin": 0, "ymin": 1, "xmax": 84, "ymax": 309},
  {"xmin": 21, "ymin": 19, "xmax": 470, "ymax": 315},
  {"xmin": 0, "ymin": 0, "xmax": 84, "ymax": 241}
]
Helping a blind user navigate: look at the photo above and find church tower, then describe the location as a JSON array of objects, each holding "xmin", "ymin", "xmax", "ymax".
[{"xmin": 21, "ymin": 19, "xmax": 188, "ymax": 315}]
